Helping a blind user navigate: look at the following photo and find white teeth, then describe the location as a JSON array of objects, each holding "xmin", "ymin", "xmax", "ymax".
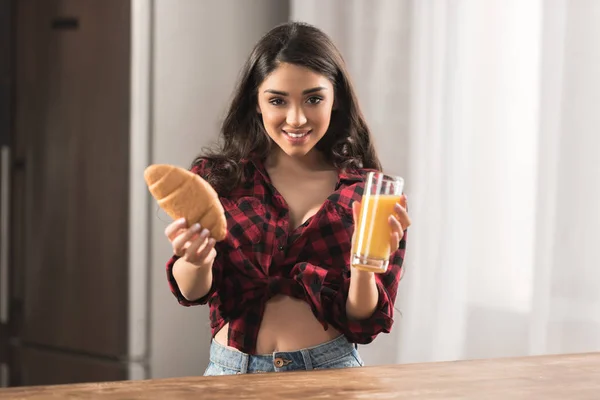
[{"xmin": 285, "ymin": 131, "xmax": 308, "ymax": 138}]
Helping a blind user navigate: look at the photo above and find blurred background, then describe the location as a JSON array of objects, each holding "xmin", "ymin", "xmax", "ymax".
[{"xmin": 1, "ymin": 0, "xmax": 599, "ymax": 387}]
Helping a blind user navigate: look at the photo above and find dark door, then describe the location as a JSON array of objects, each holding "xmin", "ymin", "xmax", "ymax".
[
  {"xmin": 11, "ymin": 346, "xmax": 127, "ymax": 387},
  {"xmin": 0, "ymin": 0, "xmax": 14, "ymax": 388},
  {"xmin": 8, "ymin": 0, "xmax": 131, "ymax": 386}
]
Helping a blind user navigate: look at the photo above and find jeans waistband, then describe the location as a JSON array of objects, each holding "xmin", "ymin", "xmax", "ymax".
[{"xmin": 209, "ymin": 335, "xmax": 355, "ymax": 372}]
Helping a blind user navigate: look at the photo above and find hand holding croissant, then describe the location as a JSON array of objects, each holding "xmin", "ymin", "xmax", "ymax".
[{"xmin": 144, "ymin": 164, "xmax": 227, "ymax": 265}]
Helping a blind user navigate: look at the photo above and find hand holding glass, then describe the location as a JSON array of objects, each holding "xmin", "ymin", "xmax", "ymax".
[{"xmin": 351, "ymin": 172, "xmax": 404, "ymax": 273}]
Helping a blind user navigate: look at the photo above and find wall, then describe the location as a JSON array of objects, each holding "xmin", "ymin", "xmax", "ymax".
[
  {"xmin": 142, "ymin": 0, "xmax": 289, "ymax": 378},
  {"xmin": 541, "ymin": 0, "xmax": 600, "ymax": 354},
  {"xmin": 290, "ymin": 0, "xmax": 412, "ymax": 366}
]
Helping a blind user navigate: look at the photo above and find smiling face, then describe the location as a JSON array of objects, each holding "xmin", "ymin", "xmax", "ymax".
[{"xmin": 256, "ymin": 62, "xmax": 335, "ymax": 159}]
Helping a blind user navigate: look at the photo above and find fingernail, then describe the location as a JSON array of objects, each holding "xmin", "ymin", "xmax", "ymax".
[
  {"xmin": 201, "ymin": 228, "xmax": 210, "ymax": 237},
  {"xmin": 192, "ymin": 223, "xmax": 201, "ymax": 231},
  {"xmin": 208, "ymin": 238, "xmax": 216, "ymax": 246}
]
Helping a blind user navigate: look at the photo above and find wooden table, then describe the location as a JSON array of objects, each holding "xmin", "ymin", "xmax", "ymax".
[{"xmin": 1, "ymin": 352, "xmax": 599, "ymax": 399}]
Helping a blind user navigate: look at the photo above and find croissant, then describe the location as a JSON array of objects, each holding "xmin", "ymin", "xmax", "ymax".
[{"xmin": 144, "ymin": 164, "xmax": 227, "ymax": 241}]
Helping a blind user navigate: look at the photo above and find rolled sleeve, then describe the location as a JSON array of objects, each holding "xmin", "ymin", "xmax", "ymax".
[
  {"xmin": 165, "ymin": 254, "xmax": 222, "ymax": 306},
  {"xmin": 324, "ymin": 232, "xmax": 407, "ymax": 343}
]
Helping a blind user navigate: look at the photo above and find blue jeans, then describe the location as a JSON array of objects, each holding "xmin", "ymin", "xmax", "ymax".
[{"xmin": 204, "ymin": 335, "xmax": 364, "ymax": 375}]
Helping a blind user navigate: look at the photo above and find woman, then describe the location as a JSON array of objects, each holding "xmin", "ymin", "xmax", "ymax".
[{"xmin": 164, "ymin": 21, "xmax": 410, "ymax": 375}]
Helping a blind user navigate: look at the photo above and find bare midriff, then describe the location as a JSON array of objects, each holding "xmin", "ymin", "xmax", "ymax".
[{"xmin": 214, "ymin": 295, "xmax": 342, "ymax": 354}]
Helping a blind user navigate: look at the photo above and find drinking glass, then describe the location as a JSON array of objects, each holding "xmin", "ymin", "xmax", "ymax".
[{"xmin": 351, "ymin": 172, "xmax": 404, "ymax": 273}]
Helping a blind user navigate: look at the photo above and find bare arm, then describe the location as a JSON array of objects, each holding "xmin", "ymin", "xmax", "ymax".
[
  {"xmin": 346, "ymin": 269, "xmax": 378, "ymax": 319},
  {"xmin": 346, "ymin": 197, "xmax": 410, "ymax": 320},
  {"xmin": 172, "ymin": 257, "xmax": 214, "ymax": 301}
]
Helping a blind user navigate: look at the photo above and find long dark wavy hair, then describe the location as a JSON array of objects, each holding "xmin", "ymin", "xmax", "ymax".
[{"xmin": 193, "ymin": 21, "xmax": 382, "ymax": 194}]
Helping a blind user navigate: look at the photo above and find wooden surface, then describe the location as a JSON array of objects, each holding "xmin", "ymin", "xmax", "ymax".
[{"xmin": 1, "ymin": 352, "xmax": 599, "ymax": 399}]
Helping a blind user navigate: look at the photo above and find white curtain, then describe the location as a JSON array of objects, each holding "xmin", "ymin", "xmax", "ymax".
[{"xmin": 291, "ymin": 0, "xmax": 600, "ymax": 366}]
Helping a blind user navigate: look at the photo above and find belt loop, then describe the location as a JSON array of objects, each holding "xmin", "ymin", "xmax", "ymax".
[
  {"xmin": 239, "ymin": 353, "xmax": 249, "ymax": 374},
  {"xmin": 301, "ymin": 349, "xmax": 313, "ymax": 371}
]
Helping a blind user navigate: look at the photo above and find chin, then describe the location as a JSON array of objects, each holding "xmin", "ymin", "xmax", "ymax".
[
  {"xmin": 274, "ymin": 139, "xmax": 315, "ymax": 157},
  {"xmin": 282, "ymin": 147, "xmax": 313, "ymax": 158}
]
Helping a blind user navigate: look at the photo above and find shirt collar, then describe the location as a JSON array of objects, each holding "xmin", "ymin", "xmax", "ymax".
[{"xmin": 337, "ymin": 168, "xmax": 364, "ymax": 184}]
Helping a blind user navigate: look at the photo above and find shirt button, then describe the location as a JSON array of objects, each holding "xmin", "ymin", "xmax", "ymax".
[{"xmin": 278, "ymin": 245, "xmax": 284, "ymax": 251}]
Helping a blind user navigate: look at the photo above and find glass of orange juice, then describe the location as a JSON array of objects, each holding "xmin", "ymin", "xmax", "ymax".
[{"xmin": 351, "ymin": 172, "xmax": 404, "ymax": 273}]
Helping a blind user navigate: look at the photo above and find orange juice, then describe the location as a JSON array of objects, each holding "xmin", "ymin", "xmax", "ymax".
[{"xmin": 351, "ymin": 194, "xmax": 401, "ymax": 273}]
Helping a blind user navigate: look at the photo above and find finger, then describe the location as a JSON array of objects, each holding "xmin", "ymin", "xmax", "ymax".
[
  {"xmin": 399, "ymin": 194, "xmax": 408, "ymax": 209},
  {"xmin": 165, "ymin": 218, "xmax": 188, "ymax": 241},
  {"xmin": 390, "ymin": 231, "xmax": 401, "ymax": 252},
  {"xmin": 172, "ymin": 223, "xmax": 201, "ymax": 256},
  {"xmin": 204, "ymin": 247, "xmax": 218, "ymax": 265},
  {"xmin": 388, "ymin": 215, "xmax": 404, "ymax": 239},
  {"xmin": 195, "ymin": 237, "xmax": 216, "ymax": 264},
  {"xmin": 394, "ymin": 202, "xmax": 411, "ymax": 230},
  {"xmin": 352, "ymin": 201, "xmax": 361, "ymax": 221},
  {"xmin": 185, "ymin": 229, "xmax": 211, "ymax": 260},
  {"xmin": 351, "ymin": 201, "xmax": 361, "ymax": 243}
]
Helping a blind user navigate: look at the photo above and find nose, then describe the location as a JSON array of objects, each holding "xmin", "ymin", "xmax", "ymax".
[{"xmin": 286, "ymin": 105, "xmax": 307, "ymax": 128}]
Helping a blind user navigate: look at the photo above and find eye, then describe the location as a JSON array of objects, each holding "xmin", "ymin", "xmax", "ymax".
[
  {"xmin": 269, "ymin": 98, "xmax": 285, "ymax": 106},
  {"xmin": 306, "ymin": 96, "xmax": 323, "ymax": 105}
]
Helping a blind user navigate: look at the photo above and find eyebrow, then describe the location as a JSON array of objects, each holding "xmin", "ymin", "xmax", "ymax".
[{"xmin": 263, "ymin": 86, "xmax": 327, "ymax": 96}]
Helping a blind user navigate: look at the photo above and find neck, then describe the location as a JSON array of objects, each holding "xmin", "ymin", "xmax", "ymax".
[{"xmin": 265, "ymin": 148, "xmax": 333, "ymax": 173}]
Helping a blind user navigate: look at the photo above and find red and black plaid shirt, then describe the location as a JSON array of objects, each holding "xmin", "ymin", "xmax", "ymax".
[{"xmin": 166, "ymin": 159, "xmax": 407, "ymax": 354}]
